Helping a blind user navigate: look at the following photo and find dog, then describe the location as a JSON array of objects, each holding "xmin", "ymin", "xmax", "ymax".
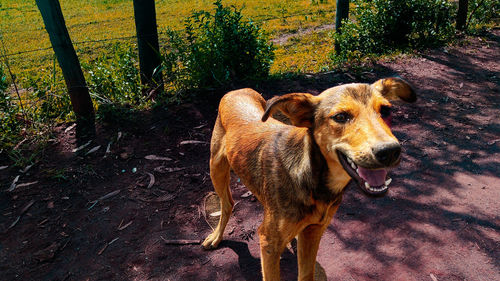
[{"xmin": 202, "ymin": 77, "xmax": 416, "ymax": 280}]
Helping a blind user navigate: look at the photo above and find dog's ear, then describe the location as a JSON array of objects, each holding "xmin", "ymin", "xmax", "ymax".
[
  {"xmin": 261, "ymin": 93, "xmax": 320, "ymax": 127},
  {"xmin": 372, "ymin": 77, "xmax": 416, "ymax": 103}
]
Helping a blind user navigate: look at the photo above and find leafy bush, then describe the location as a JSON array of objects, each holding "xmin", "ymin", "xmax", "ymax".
[
  {"xmin": 80, "ymin": 43, "xmax": 145, "ymax": 125},
  {"xmin": 83, "ymin": 43, "xmax": 143, "ymax": 105},
  {"xmin": 466, "ymin": 0, "xmax": 500, "ymax": 32},
  {"xmin": 161, "ymin": 0, "xmax": 275, "ymax": 94},
  {"xmin": 333, "ymin": 0, "xmax": 455, "ymax": 63}
]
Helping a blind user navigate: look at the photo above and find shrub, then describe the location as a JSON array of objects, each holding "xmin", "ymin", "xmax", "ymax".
[
  {"xmin": 333, "ymin": 0, "xmax": 455, "ymax": 63},
  {"xmin": 161, "ymin": 0, "xmax": 275, "ymax": 94},
  {"xmin": 83, "ymin": 43, "xmax": 143, "ymax": 106},
  {"xmin": 466, "ymin": 0, "xmax": 500, "ymax": 32}
]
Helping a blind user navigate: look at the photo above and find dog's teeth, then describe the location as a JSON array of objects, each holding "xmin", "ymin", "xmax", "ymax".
[
  {"xmin": 365, "ymin": 182, "xmax": 370, "ymax": 189},
  {"xmin": 350, "ymin": 162, "xmax": 356, "ymax": 169},
  {"xmin": 385, "ymin": 178, "xmax": 392, "ymax": 186},
  {"xmin": 347, "ymin": 158, "xmax": 352, "ymax": 164},
  {"xmin": 356, "ymin": 168, "xmax": 359, "ymax": 174}
]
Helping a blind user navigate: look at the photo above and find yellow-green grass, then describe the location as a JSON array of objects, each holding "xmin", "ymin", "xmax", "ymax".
[
  {"xmin": 1, "ymin": 0, "xmax": 337, "ymax": 77},
  {"xmin": 271, "ymin": 28, "xmax": 335, "ymax": 74}
]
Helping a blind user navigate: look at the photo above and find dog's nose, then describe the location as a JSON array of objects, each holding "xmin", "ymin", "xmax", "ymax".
[{"xmin": 373, "ymin": 142, "xmax": 401, "ymax": 166}]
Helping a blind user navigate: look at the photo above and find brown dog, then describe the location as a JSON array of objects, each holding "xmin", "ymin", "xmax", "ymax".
[{"xmin": 202, "ymin": 78, "xmax": 416, "ymax": 280}]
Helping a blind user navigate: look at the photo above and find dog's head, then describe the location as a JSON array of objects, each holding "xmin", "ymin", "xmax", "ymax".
[{"xmin": 262, "ymin": 77, "xmax": 416, "ymax": 196}]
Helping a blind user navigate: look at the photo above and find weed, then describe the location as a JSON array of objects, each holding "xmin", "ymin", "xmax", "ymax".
[
  {"xmin": 44, "ymin": 168, "xmax": 68, "ymax": 182},
  {"xmin": 83, "ymin": 43, "xmax": 143, "ymax": 106}
]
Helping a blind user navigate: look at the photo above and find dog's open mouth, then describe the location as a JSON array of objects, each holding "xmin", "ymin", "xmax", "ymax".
[{"xmin": 336, "ymin": 151, "xmax": 392, "ymax": 196}]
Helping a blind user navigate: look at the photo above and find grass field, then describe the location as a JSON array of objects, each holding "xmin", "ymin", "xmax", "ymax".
[{"xmin": 0, "ymin": 0, "xmax": 337, "ymax": 76}]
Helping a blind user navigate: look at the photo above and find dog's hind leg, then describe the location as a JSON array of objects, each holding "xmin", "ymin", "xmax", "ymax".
[{"xmin": 202, "ymin": 116, "xmax": 233, "ymax": 250}]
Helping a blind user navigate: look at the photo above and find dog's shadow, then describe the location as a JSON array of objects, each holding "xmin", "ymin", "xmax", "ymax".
[{"xmin": 219, "ymin": 239, "xmax": 327, "ymax": 281}]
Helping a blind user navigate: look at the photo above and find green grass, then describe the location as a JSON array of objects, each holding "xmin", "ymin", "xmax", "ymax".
[{"xmin": 0, "ymin": 0, "xmax": 337, "ymax": 76}]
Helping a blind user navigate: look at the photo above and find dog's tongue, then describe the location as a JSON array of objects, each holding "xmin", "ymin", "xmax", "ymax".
[{"xmin": 357, "ymin": 167, "xmax": 387, "ymax": 186}]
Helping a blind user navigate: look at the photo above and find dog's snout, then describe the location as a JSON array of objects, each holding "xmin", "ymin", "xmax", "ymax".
[{"xmin": 373, "ymin": 142, "xmax": 401, "ymax": 166}]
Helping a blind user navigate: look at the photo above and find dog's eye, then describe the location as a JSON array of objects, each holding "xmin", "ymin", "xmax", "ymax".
[
  {"xmin": 332, "ymin": 112, "xmax": 351, "ymax": 124},
  {"xmin": 380, "ymin": 106, "xmax": 391, "ymax": 118}
]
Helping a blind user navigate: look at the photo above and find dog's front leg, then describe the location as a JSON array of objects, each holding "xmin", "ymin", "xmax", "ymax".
[
  {"xmin": 258, "ymin": 216, "xmax": 295, "ymax": 281},
  {"xmin": 296, "ymin": 224, "xmax": 328, "ymax": 281},
  {"xmin": 297, "ymin": 204, "xmax": 340, "ymax": 281}
]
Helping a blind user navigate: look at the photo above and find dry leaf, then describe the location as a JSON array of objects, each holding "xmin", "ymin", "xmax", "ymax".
[
  {"xmin": 146, "ymin": 172, "xmax": 155, "ymax": 188},
  {"xmin": 8, "ymin": 175, "xmax": 20, "ymax": 192},
  {"xmin": 20, "ymin": 164, "xmax": 34, "ymax": 173},
  {"xmin": 15, "ymin": 181, "xmax": 38, "ymax": 188},
  {"xmin": 145, "ymin": 155, "xmax": 172, "ymax": 161},
  {"xmin": 209, "ymin": 211, "xmax": 221, "ymax": 217},
  {"xmin": 64, "ymin": 123, "xmax": 76, "ymax": 133},
  {"xmin": 86, "ymin": 145, "xmax": 101, "ymax": 155},
  {"xmin": 179, "ymin": 140, "xmax": 208, "ymax": 145},
  {"xmin": 241, "ymin": 191, "xmax": 252, "ymax": 198},
  {"xmin": 72, "ymin": 140, "xmax": 92, "ymax": 153},
  {"xmin": 154, "ymin": 166, "xmax": 186, "ymax": 173}
]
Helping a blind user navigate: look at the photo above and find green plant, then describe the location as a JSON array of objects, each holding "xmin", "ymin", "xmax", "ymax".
[
  {"xmin": 26, "ymin": 71, "xmax": 72, "ymax": 122},
  {"xmin": 83, "ymin": 43, "xmax": 143, "ymax": 106},
  {"xmin": 466, "ymin": 0, "xmax": 500, "ymax": 32},
  {"xmin": 0, "ymin": 63, "xmax": 21, "ymax": 149},
  {"xmin": 332, "ymin": 0, "xmax": 455, "ymax": 63},
  {"xmin": 161, "ymin": 0, "xmax": 275, "ymax": 94}
]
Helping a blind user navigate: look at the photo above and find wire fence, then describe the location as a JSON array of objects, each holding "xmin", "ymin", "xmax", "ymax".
[{"xmin": 2, "ymin": 9, "xmax": 337, "ymax": 59}]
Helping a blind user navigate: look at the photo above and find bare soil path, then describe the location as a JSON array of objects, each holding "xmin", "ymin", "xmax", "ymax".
[{"xmin": 0, "ymin": 31, "xmax": 499, "ymax": 281}]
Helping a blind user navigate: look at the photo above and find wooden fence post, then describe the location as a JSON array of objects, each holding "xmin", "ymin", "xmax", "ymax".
[
  {"xmin": 335, "ymin": 0, "xmax": 350, "ymax": 54},
  {"xmin": 36, "ymin": 0, "xmax": 95, "ymax": 141},
  {"xmin": 456, "ymin": 0, "xmax": 469, "ymax": 31},
  {"xmin": 133, "ymin": 0, "xmax": 164, "ymax": 95}
]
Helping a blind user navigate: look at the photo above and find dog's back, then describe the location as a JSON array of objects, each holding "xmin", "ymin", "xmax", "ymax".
[{"xmin": 213, "ymin": 89, "xmax": 290, "ymax": 197}]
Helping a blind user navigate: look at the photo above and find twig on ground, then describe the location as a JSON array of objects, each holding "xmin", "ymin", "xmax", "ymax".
[
  {"xmin": 97, "ymin": 189, "xmax": 121, "ymax": 201},
  {"xmin": 15, "ymin": 181, "xmax": 38, "ymax": 189},
  {"xmin": 145, "ymin": 155, "xmax": 172, "ymax": 161},
  {"xmin": 179, "ymin": 140, "xmax": 209, "ymax": 145},
  {"xmin": 97, "ymin": 237, "xmax": 119, "ymax": 255},
  {"xmin": 159, "ymin": 236, "xmax": 200, "ymax": 245},
  {"xmin": 117, "ymin": 220, "xmax": 133, "ymax": 231},
  {"xmin": 88, "ymin": 189, "xmax": 121, "ymax": 210},
  {"xmin": 5, "ymin": 199, "xmax": 35, "ymax": 232}
]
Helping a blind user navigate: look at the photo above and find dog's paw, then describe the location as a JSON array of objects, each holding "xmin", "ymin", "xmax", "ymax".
[{"xmin": 201, "ymin": 232, "xmax": 222, "ymax": 250}]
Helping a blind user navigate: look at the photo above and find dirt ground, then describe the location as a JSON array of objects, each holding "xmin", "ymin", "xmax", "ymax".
[{"xmin": 1, "ymin": 30, "xmax": 499, "ymax": 281}]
